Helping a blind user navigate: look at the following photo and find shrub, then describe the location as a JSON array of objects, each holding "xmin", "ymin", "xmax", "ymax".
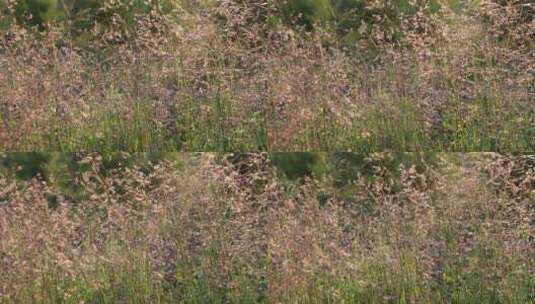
[
  {"xmin": 65, "ymin": 0, "xmax": 159, "ymax": 41},
  {"xmin": 281, "ymin": 0, "xmax": 333, "ymax": 29},
  {"xmin": 218, "ymin": 0, "xmax": 445, "ymax": 51},
  {"xmin": 280, "ymin": 0, "xmax": 442, "ymax": 40},
  {"xmin": 2, "ymin": 0, "xmax": 173, "ymax": 46},
  {"xmin": 12, "ymin": 0, "xmax": 64, "ymax": 29},
  {"xmin": 270, "ymin": 152, "xmax": 327, "ymax": 180},
  {"xmin": 1, "ymin": 152, "xmax": 51, "ymax": 180}
]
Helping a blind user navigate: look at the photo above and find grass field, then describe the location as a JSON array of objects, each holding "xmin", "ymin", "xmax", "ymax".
[
  {"xmin": 1, "ymin": 153, "xmax": 533, "ymax": 303},
  {"xmin": 1, "ymin": 1, "xmax": 533, "ymax": 151},
  {"xmin": 1, "ymin": 0, "xmax": 533, "ymax": 302}
]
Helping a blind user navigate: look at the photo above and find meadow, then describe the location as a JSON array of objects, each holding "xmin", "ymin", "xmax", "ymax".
[
  {"xmin": 0, "ymin": 0, "xmax": 533, "ymax": 151},
  {"xmin": 1, "ymin": 1, "xmax": 533, "ymax": 302},
  {"xmin": 0, "ymin": 152, "xmax": 534, "ymax": 303}
]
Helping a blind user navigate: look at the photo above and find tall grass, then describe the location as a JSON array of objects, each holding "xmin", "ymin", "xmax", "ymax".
[
  {"xmin": 0, "ymin": 1, "xmax": 533, "ymax": 152},
  {"xmin": 1, "ymin": 153, "xmax": 533, "ymax": 303}
]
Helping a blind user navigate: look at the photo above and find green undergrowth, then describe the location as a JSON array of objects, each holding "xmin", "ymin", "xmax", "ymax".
[
  {"xmin": 279, "ymin": 251, "xmax": 534, "ymax": 304},
  {"xmin": 8, "ymin": 95, "xmax": 533, "ymax": 152},
  {"xmin": 15, "ymin": 98, "xmax": 269, "ymax": 152},
  {"xmin": 12, "ymin": 249, "xmax": 533, "ymax": 304}
]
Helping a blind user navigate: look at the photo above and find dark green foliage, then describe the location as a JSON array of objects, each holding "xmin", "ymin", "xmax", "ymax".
[
  {"xmin": 1, "ymin": 152, "xmax": 51, "ymax": 180},
  {"xmin": 270, "ymin": 152, "xmax": 326, "ymax": 180},
  {"xmin": 278, "ymin": 0, "xmax": 442, "ymax": 43},
  {"xmin": 0, "ymin": 152, "xmax": 170, "ymax": 203},
  {"xmin": 1, "ymin": 152, "xmax": 166, "ymax": 179},
  {"xmin": 0, "ymin": 1, "xmax": 11, "ymax": 29},
  {"xmin": 331, "ymin": 0, "xmax": 368, "ymax": 37},
  {"xmin": 330, "ymin": 152, "xmax": 437, "ymax": 184},
  {"xmin": 335, "ymin": 0, "xmax": 445, "ymax": 43},
  {"xmin": 4, "ymin": 0, "xmax": 169, "ymax": 44},
  {"xmin": 269, "ymin": 152, "xmax": 436, "ymax": 183},
  {"xmin": 12, "ymin": 0, "xmax": 63, "ymax": 29},
  {"xmin": 281, "ymin": 0, "xmax": 333, "ymax": 29},
  {"xmin": 268, "ymin": 152, "xmax": 438, "ymax": 211},
  {"xmin": 64, "ymin": 0, "xmax": 154, "ymax": 38}
]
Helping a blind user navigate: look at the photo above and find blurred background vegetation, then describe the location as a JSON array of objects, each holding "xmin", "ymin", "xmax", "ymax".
[
  {"xmin": 0, "ymin": 152, "xmax": 438, "ymax": 207},
  {"xmin": 0, "ymin": 0, "xmax": 461, "ymax": 46}
]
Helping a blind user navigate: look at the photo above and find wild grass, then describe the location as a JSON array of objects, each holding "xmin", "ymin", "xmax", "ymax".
[
  {"xmin": 0, "ymin": 1, "xmax": 533, "ymax": 151},
  {"xmin": 1, "ymin": 153, "xmax": 533, "ymax": 303}
]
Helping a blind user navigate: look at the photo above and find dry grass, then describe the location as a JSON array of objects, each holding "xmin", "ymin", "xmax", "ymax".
[
  {"xmin": 0, "ymin": 1, "xmax": 533, "ymax": 301},
  {"xmin": 0, "ymin": 1, "xmax": 533, "ymax": 151},
  {"xmin": 0, "ymin": 153, "xmax": 533, "ymax": 303}
]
